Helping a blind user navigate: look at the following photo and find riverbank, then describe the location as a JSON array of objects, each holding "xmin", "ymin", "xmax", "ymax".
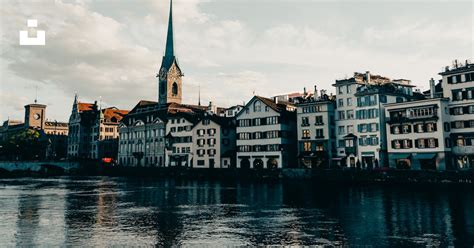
[{"xmin": 1, "ymin": 164, "xmax": 473, "ymax": 185}]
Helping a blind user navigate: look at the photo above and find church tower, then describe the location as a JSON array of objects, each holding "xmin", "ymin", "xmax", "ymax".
[{"xmin": 158, "ymin": 0, "xmax": 183, "ymax": 106}]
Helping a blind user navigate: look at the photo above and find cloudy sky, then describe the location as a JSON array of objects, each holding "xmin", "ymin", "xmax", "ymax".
[{"xmin": 0, "ymin": 0, "xmax": 472, "ymax": 121}]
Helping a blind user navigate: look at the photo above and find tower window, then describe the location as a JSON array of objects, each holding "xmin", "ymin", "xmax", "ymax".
[{"xmin": 172, "ymin": 82, "xmax": 178, "ymax": 96}]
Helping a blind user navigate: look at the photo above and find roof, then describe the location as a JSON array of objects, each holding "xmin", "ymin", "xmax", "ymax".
[
  {"xmin": 102, "ymin": 108, "xmax": 130, "ymax": 123},
  {"xmin": 334, "ymin": 72, "xmax": 414, "ymax": 87},
  {"xmin": 255, "ymin": 95, "xmax": 295, "ymax": 113},
  {"xmin": 439, "ymin": 60, "xmax": 473, "ymax": 76},
  {"xmin": 77, "ymin": 103, "xmax": 95, "ymax": 112}
]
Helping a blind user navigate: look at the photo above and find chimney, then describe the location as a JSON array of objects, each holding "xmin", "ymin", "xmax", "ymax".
[
  {"xmin": 313, "ymin": 85, "xmax": 318, "ymax": 100},
  {"xmin": 429, "ymin": 78, "xmax": 436, "ymax": 98},
  {"xmin": 366, "ymin": 71, "xmax": 371, "ymax": 84},
  {"xmin": 208, "ymin": 101, "xmax": 216, "ymax": 114},
  {"xmin": 303, "ymin": 87, "xmax": 307, "ymax": 97},
  {"xmin": 274, "ymin": 97, "xmax": 279, "ymax": 104}
]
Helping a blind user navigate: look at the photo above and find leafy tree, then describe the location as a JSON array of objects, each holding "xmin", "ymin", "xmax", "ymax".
[{"xmin": 0, "ymin": 128, "xmax": 48, "ymax": 161}]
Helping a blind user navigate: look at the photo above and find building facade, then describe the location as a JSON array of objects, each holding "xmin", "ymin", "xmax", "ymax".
[
  {"xmin": 440, "ymin": 60, "xmax": 474, "ymax": 169},
  {"xmin": 296, "ymin": 91, "xmax": 336, "ymax": 168},
  {"xmin": 192, "ymin": 116, "xmax": 236, "ymax": 168},
  {"xmin": 385, "ymin": 98, "xmax": 452, "ymax": 170},
  {"xmin": 333, "ymin": 72, "xmax": 422, "ymax": 168},
  {"xmin": 67, "ymin": 95, "xmax": 128, "ymax": 161},
  {"xmin": 236, "ymin": 96, "xmax": 297, "ymax": 169}
]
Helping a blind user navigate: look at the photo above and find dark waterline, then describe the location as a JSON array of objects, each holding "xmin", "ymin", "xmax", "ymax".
[{"xmin": 0, "ymin": 177, "xmax": 473, "ymax": 247}]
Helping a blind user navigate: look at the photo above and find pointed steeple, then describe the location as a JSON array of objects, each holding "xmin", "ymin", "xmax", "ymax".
[{"xmin": 164, "ymin": 0, "xmax": 174, "ymax": 59}]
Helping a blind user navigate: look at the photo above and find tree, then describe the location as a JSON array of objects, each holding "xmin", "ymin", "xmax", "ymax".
[{"xmin": 0, "ymin": 128, "xmax": 48, "ymax": 161}]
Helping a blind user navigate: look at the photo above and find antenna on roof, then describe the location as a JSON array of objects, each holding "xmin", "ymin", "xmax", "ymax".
[
  {"xmin": 198, "ymin": 83, "xmax": 201, "ymax": 106},
  {"xmin": 34, "ymin": 86, "xmax": 38, "ymax": 104}
]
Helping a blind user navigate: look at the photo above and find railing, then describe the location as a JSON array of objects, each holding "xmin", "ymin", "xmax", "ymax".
[{"xmin": 452, "ymin": 146, "xmax": 474, "ymax": 155}]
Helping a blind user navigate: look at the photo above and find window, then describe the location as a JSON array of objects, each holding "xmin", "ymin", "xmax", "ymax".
[
  {"xmin": 302, "ymin": 129, "xmax": 310, "ymax": 139},
  {"xmin": 338, "ymin": 86, "xmax": 344, "ymax": 94},
  {"xmin": 315, "ymin": 129, "xmax": 324, "ymax": 138},
  {"xmin": 347, "ymin": 125, "xmax": 354, "ymax": 134},
  {"xmin": 338, "ymin": 99, "xmax": 344, "ymax": 107},
  {"xmin": 347, "ymin": 86, "xmax": 351, "ymax": 94},
  {"xmin": 347, "ymin": 98, "xmax": 352, "ymax": 106},
  {"xmin": 338, "ymin": 111, "xmax": 345, "ymax": 120},
  {"xmin": 253, "ymin": 100, "xmax": 262, "ymax": 112},
  {"xmin": 301, "ymin": 117, "xmax": 310, "ymax": 126},
  {"xmin": 172, "ymin": 82, "xmax": 178, "ymax": 96},
  {"xmin": 347, "ymin": 110, "xmax": 354, "ymax": 119},
  {"xmin": 303, "ymin": 142, "xmax": 311, "ymax": 152},
  {"xmin": 315, "ymin": 116, "xmax": 323, "ymax": 125},
  {"xmin": 338, "ymin": 126, "xmax": 345, "ymax": 135}
]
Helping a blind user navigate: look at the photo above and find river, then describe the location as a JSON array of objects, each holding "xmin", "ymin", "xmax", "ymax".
[{"xmin": 0, "ymin": 177, "xmax": 473, "ymax": 247}]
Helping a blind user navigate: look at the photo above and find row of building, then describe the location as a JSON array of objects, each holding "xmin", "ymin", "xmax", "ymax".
[{"xmin": 1, "ymin": 0, "xmax": 472, "ymax": 171}]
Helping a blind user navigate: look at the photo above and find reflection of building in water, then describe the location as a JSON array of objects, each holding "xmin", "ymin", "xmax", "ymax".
[
  {"xmin": 95, "ymin": 180, "xmax": 118, "ymax": 227},
  {"xmin": 381, "ymin": 191, "xmax": 453, "ymax": 246},
  {"xmin": 16, "ymin": 195, "xmax": 41, "ymax": 247}
]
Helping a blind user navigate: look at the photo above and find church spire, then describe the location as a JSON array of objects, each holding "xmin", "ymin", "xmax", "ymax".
[{"xmin": 164, "ymin": 0, "xmax": 174, "ymax": 59}]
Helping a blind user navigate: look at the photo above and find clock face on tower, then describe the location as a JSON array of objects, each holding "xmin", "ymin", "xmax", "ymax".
[{"xmin": 34, "ymin": 113, "xmax": 41, "ymax": 120}]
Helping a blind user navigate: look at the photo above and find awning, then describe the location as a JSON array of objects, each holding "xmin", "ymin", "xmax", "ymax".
[
  {"xmin": 415, "ymin": 153, "xmax": 437, "ymax": 160},
  {"xmin": 390, "ymin": 153, "xmax": 411, "ymax": 160}
]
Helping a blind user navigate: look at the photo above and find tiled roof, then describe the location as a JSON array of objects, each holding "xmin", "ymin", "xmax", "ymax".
[
  {"xmin": 102, "ymin": 108, "xmax": 130, "ymax": 123},
  {"xmin": 77, "ymin": 103, "xmax": 94, "ymax": 112}
]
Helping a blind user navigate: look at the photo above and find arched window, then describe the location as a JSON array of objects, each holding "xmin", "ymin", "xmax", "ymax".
[
  {"xmin": 172, "ymin": 82, "xmax": 178, "ymax": 96},
  {"xmin": 253, "ymin": 100, "xmax": 261, "ymax": 112}
]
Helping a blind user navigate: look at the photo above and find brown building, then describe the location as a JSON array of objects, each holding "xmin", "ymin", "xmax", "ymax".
[{"xmin": 67, "ymin": 95, "xmax": 129, "ymax": 161}]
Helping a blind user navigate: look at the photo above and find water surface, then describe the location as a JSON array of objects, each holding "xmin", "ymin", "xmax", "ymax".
[{"xmin": 0, "ymin": 177, "xmax": 473, "ymax": 247}]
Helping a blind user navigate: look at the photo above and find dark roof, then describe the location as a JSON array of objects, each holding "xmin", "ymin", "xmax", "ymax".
[{"xmin": 255, "ymin": 95, "xmax": 295, "ymax": 113}]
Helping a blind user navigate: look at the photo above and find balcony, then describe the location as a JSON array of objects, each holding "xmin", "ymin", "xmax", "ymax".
[{"xmin": 452, "ymin": 146, "xmax": 474, "ymax": 155}]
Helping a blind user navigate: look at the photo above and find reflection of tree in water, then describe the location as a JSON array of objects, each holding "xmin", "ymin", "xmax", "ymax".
[{"xmin": 16, "ymin": 194, "xmax": 41, "ymax": 247}]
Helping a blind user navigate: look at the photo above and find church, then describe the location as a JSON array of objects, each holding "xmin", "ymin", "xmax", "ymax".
[{"xmin": 118, "ymin": 0, "xmax": 237, "ymax": 167}]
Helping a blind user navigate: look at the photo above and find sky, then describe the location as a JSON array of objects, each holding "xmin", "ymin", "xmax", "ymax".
[{"xmin": 0, "ymin": 0, "xmax": 472, "ymax": 122}]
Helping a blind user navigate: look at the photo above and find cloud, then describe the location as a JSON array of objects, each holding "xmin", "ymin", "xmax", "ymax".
[{"xmin": 0, "ymin": 0, "xmax": 471, "ymax": 121}]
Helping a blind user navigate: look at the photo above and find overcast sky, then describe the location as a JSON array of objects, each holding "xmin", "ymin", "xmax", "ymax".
[{"xmin": 0, "ymin": 0, "xmax": 472, "ymax": 122}]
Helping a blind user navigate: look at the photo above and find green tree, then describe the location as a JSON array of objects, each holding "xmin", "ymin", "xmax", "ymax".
[{"xmin": 0, "ymin": 129, "xmax": 48, "ymax": 161}]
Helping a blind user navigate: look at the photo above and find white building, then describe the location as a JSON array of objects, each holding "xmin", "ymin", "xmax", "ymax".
[
  {"xmin": 385, "ymin": 98, "xmax": 452, "ymax": 170},
  {"xmin": 236, "ymin": 95, "xmax": 297, "ymax": 169},
  {"xmin": 192, "ymin": 116, "xmax": 236, "ymax": 168},
  {"xmin": 165, "ymin": 113, "xmax": 197, "ymax": 167},
  {"xmin": 440, "ymin": 60, "xmax": 474, "ymax": 169},
  {"xmin": 296, "ymin": 90, "xmax": 337, "ymax": 168},
  {"xmin": 333, "ymin": 72, "xmax": 423, "ymax": 168}
]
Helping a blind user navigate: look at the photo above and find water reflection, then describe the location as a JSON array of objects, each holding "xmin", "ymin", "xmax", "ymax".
[{"xmin": 0, "ymin": 178, "xmax": 472, "ymax": 246}]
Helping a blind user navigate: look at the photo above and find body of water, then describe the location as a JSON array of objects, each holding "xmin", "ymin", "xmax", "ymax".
[{"xmin": 0, "ymin": 177, "xmax": 473, "ymax": 247}]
